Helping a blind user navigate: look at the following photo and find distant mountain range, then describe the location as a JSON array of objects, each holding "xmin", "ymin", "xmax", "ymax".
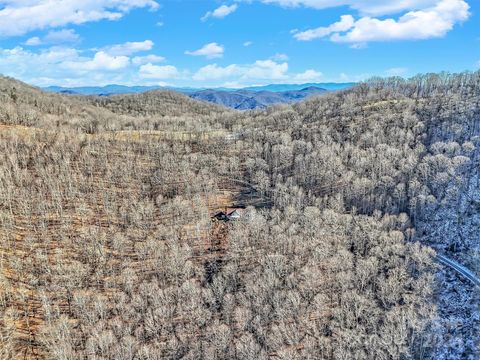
[
  {"xmin": 44, "ymin": 85, "xmax": 199, "ymax": 96},
  {"xmin": 43, "ymin": 82, "xmax": 354, "ymax": 109},
  {"xmin": 189, "ymin": 87, "xmax": 328, "ymax": 109},
  {"xmin": 242, "ymin": 82, "xmax": 356, "ymax": 92}
]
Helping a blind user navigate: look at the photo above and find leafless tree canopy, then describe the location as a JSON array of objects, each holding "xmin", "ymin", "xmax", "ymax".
[{"xmin": 0, "ymin": 72, "xmax": 479, "ymax": 359}]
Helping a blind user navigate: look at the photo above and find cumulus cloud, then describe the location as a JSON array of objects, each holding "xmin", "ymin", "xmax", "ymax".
[
  {"xmin": 44, "ymin": 29, "xmax": 80, "ymax": 43},
  {"xmin": 62, "ymin": 51, "xmax": 130, "ymax": 71},
  {"xmin": 104, "ymin": 40, "xmax": 154, "ymax": 56},
  {"xmin": 243, "ymin": 60, "xmax": 289, "ymax": 80},
  {"xmin": 260, "ymin": 0, "xmax": 440, "ymax": 16},
  {"xmin": 132, "ymin": 54, "xmax": 165, "ymax": 65},
  {"xmin": 139, "ymin": 63, "xmax": 179, "ymax": 79},
  {"xmin": 201, "ymin": 4, "xmax": 238, "ymax": 21},
  {"xmin": 25, "ymin": 29, "xmax": 80, "ymax": 46},
  {"xmin": 293, "ymin": 15, "xmax": 354, "ymax": 41},
  {"xmin": 25, "ymin": 37, "xmax": 42, "ymax": 46},
  {"xmin": 293, "ymin": 69, "xmax": 323, "ymax": 82},
  {"xmin": 0, "ymin": 46, "xmax": 81, "ymax": 85},
  {"xmin": 0, "ymin": 46, "xmax": 80, "ymax": 67},
  {"xmin": 243, "ymin": 41, "xmax": 253, "ymax": 47},
  {"xmin": 192, "ymin": 64, "xmax": 237, "ymax": 81},
  {"xmin": 0, "ymin": 44, "xmax": 328, "ymax": 88},
  {"xmin": 192, "ymin": 59, "xmax": 327, "ymax": 87},
  {"xmin": 192, "ymin": 58, "xmax": 324, "ymax": 86},
  {"xmin": 0, "ymin": 0, "xmax": 160, "ymax": 37},
  {"xmin": 193, "ymin": 60, "xmax": 288, "ymax": 82},
  {"xmin": 0, "ymin": 41, "xmax": 176, "ymax": 87},
  {"xmin": 185, "ymin": 42, "xmax": 224, "ymax": 59},
  {"xmin": 293, "ymin": 0, "xmax": 470, "ymax": 44}
]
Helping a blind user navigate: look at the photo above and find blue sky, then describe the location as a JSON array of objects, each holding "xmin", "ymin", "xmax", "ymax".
[{"xmin": 0, "ymin": 0, "xmax": 478, "ymax": 88}]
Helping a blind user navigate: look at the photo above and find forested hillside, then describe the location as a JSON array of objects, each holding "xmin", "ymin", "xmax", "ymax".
[
  {"xmin": 0, "ymin": 73, "xmax": 478, "ymax": 359},
  {"xmin": 188, "ymin": 87, "xmax": 327, "ymax": 109}
]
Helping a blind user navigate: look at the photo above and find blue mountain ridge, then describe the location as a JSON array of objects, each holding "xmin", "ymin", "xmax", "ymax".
[{"xmin": 43, "ymin": 83, "xmax": 354, "ymax": 109}]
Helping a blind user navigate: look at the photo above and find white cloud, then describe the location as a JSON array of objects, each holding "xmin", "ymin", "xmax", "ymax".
[
  {"xmin": 193, "ymin": 59, "xmax": 296, "ymax": 84},
  {"xmin": 0, "ymin": 0, "xmax": 160, "ymax": 37},
  {"xmin": 104, "ymin": 40, "xmax": 154, "ymax": 56},
  {"xmin": 356, "ymin": 0, "xmax": 439, "ymax": 16},
  {"xmin": 201, "ymin": 4, "xmax": 238, "ymax": 21},
  {"xmin": 243, "ymin": 60, "xmax": 289, "ymax": 80},
  {"xmin": 132, "ymin": 54, "xmax": 165, "ymax": 65},
  {"xmin": 62, "ymin": 51, "xmax": 130, "ymax": 71},
  {"xmin": 293, "ymin": 0, "xmax": 469, "ymax": 44},
  {"xmin": 293, "ymin": 69, "xmax": 323, "ymax": 82},
  {"xmin": 243, "ymin": 41, "xmax": 253, "ymax": 47},
  {"xmin": 192, "ymin": 64, "xmax": 239, "ymax": 81},
  {"xmin": 294, "ymin": 15, "xmax": 354, "ymax": 41},
  {"xmin": 185, "ymin": 42, "xmax": 224, "ymax": 59},
  {"xmin": 0, "ymin": 44, "xmax": 172, "ymax": 86},
  {"xmin": 44, "ymin": 29, "xmax": 80, "ymax": 43},
  {"xmin": 25, "ymin": 37, "xmax": 42, "ymax": 46},
  {"xmin": 0, "ymin": 46, "xmax": 79, "ymax": 65},
  {"xmin": 192, "ymin": 59, "xmax": 324, "ymax": 86},
  {"xmin": 0, "ymin": 44, "xmax": 325, "ymax": 88},
  {"xmin": 139, "ymin": 63, "xmax": 179, "ymax": 79},
  {"xmin": 259, "ymin": 0, "xmax": 440, "ymax": 16},
  {"xmin": 26, "ymin": 29, "xmax": 80, "ymax": 46},
  {"xmin": 0, "ymin": 46, "xmax": 79, "ymax": 85},
  {"xmin": 38, "ymin": 47, "xmax": 80, "ymax": 62}
]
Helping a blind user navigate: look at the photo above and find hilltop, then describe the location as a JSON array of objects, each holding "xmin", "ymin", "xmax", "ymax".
[{"xmin": 0, "ymin": 76, "xmax": 229, "ymax": 131}]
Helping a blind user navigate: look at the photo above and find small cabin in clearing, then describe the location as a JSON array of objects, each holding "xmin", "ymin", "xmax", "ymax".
[
  {"xmin": 212, "ymin": 207, "xmax": 245, "ymax": 222},
  {"xmin": 226, "ymin": 208, "xmax": 244, "ymax": 220}
]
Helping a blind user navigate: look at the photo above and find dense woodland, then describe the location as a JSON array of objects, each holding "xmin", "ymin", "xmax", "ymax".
[{"xmin": 0, "ymin": 73, "xmax": 479, "ymax": 359}]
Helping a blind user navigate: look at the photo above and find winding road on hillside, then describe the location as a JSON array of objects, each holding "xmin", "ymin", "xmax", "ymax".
[{"xmin": 437, "ymin": 254, "xmax": 480, "ymax": 287}]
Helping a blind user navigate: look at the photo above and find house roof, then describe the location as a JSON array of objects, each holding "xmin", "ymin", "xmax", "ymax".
[{"xmin": 226, "ymin": 208, "xmax": 244, "ymax": 216}]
